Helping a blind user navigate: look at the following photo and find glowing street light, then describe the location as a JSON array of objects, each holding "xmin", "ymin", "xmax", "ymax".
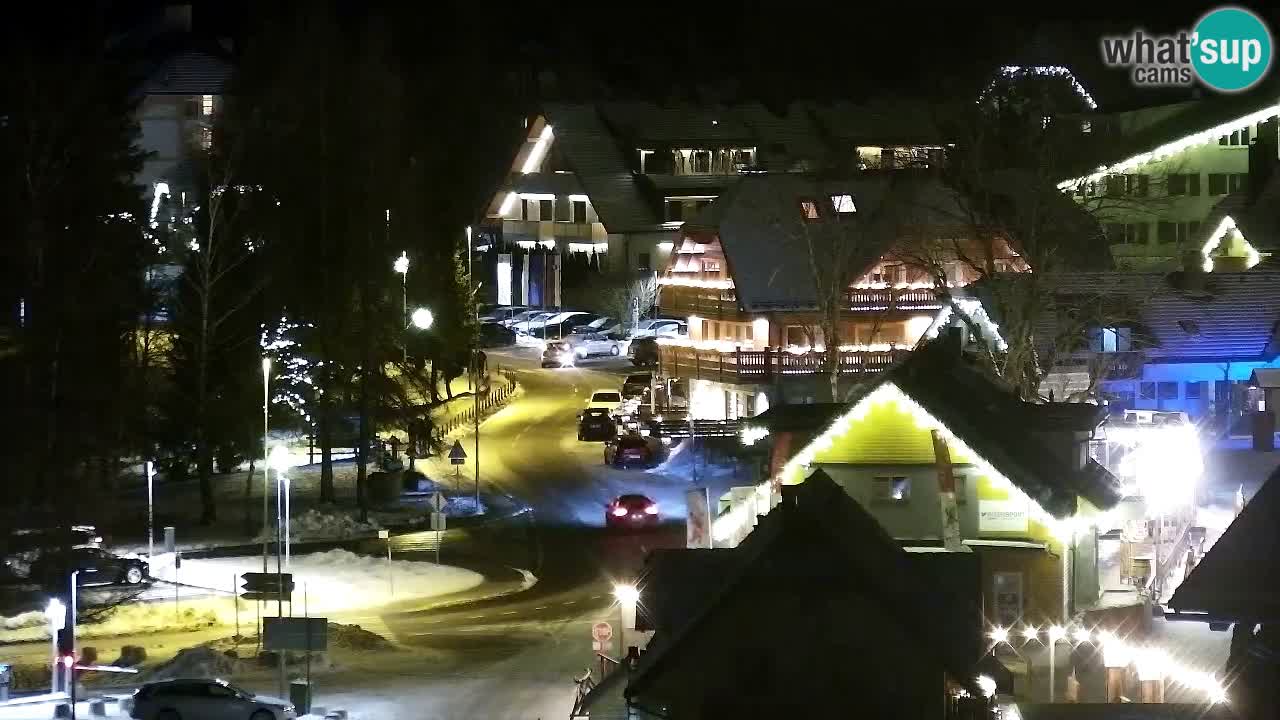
[
  {"xmin": 394, "ymin": 251, "xmax": 410, "ymax": 361},
  {"xmin": 988, "ymin": 626, "xmax": 1010, "ymax": 645},
  {"xmin": 1072, "ymin": 627, "xmax": 1092, "ymax": 644},
  {"xmin": 393, "ymin": 251, "xmax": 410, "ymax": 276},
  {"xmin": 268, "ymin": 445, "xmax": 293, "ymax": 568},
  {"xmin": 613, "ymin": 583, "xmax": 640, "ymax": 661},
  {"xmin": 410, "ymin": 307, "xmax": 434, "ymax": 331},
  {"xmin": 1021, "ymin": 625, "xmax": 1040, "ymax": 642}
]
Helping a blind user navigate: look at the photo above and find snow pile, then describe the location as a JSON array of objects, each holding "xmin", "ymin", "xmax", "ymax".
[
  {"xmin": 649, "ymin": 439, "xmax": 747, "ymax": 481},
  {"xmin": 141, "ymin": 646, "xmax": 234, "ymax": 681},
  {"xmin": 0, "ymin": 602, "xmax": 220, "ymax": 643},
  {"xmin": 254, "ymin": 508, "xmax": 383, "ymax": 543},
  {"xmin": 328, "ymin": 622, "xmax": 395, "ymax": 651},
  {"xmin": 176, "ymin": 549, "xmax": 484, "ymax": 613},
  {"xmin": 1, "ymin": 610, "xmax": 45, "ymax": 631}
]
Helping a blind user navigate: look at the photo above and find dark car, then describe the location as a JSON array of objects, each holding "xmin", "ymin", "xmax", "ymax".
[
  {"xmin": 30, "ymin": 547, "xmax": 149, "ymax": 588},
  {"xmin": 578, "ymin": 408, "xmax": 617, "ymax": 441},
  {"xmin": 628, "ymin": 337, "xmax": 658, "ymax": 367},
  {"xmin": 605, "ymin": 494, "xmax": 659, "ymax": 528},
  {"xmin": 604, "ymin": 433, "xmax": 656, "ymax": 468},
  {"xmin": 541, "ymin": 341, "xmax": 575, "ymax": 368},
  {"xmin": 478, "ymin": 322, "xmax": 516, "ymax": 347},
  {"xmin": 621, "ymin": 373, "xmax": 652, "ymax": 400}
]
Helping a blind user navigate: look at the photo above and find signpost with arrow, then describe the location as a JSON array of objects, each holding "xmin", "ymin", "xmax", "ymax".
[
  {"xmin": 449, "ymin": 439, "xmax": 466, "ymax": 491},
  {"xmin": 429, "ymin": 491, "xmax": 446, "ymax": 565}
]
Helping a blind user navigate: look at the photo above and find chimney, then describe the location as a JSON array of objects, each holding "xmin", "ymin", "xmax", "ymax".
[
  {"xmin": 1248, "ymin": 117, "xmax": 1278, "ymax": 204},
  {"xmin": 163, "ymin": 4, "xmax": 193, "ymax": 34}
]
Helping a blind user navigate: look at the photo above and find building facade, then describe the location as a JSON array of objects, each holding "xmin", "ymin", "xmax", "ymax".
[{"xmin": 654, "ymin": 173, "xmax": 1026, "ymax": 418}]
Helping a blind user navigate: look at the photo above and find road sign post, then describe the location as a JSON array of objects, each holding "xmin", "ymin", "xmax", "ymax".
[
  {"xmin": 241, "ymin": 572, "xmax": 295, "ymax": 603},
  {"xmin": 592, "ymin": 621, "xmax": 613, "ymax": 658},
  {"xmin": 378, "ymin": 529, "xmax": 392, "ymax": 596},
  {"xmin": 429, "ymin": 492, "xmax": 446, "ymax": 565}
]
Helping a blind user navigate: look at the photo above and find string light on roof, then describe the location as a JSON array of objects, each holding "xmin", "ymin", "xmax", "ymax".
[
  {"xmin": 981, "ymin": 65, "xmax": 1099, "ymax": 110},
  {"xmin": 1060, "ymin": 103, "xmax": 1280, "ymax": 189}
]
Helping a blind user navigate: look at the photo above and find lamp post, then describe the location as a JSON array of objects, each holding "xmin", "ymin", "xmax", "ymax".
[
  {"xmin": 394, "ymin": 251, "xmax": 410, "ymax": 363},
  {"xmin": 146, "ymin": 460, "xmax": 155, "ymax": 560},
  {"xmin": 261, "ymin": 357, "xmax": 271, "ymax": 573},
  {"xmin": 1048, "ymin": 624, "xmax": 1066, "ymax": 703},
  {"xmin": 613, "ymin": 583, "xmax": 639, "ymax": 662},
  {"xmin": 44, "ymin": 599, "xmax": 65, "ymax": 693},
  {"xmin": 467, "ymin": 226, "xmax": 480, "ymax": 512},
  {"xmin": 268, "ymin": 446, "xmax": 292, "ymax": 570}
]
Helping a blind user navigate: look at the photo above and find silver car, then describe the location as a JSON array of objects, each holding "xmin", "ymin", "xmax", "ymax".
[
  {"xmin": 565, "ymin": 332, "xmax": 622, "ymax": 359},
  {"xmin": 130, "ymin": 678, "xmax": 296, "ymax": 720}
]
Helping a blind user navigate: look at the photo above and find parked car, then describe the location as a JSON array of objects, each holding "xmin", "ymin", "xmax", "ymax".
[
  {"xmin": 628, "ymin": 337, "xmax": 659, "ymax": 367},
  {"xmin": 30, "ymin": 547, "xmax": 149, "ymax": 588},
  {"xmin": 479, "ymin": 305, "xmax": 528, "ymax": 325},
  {"xmin": 578, "ymin": 408, "xmax": 617, "ymax": 441},
  {"xmin": 130, "ymin": 678, "xmax": 296, "ymax": 720},
  {"xmin": 605, "ymin": 493, "xmax": 660, "ymax": 528},
  {"xmin": 541, "ymin": 341, "xmax": 575, "ymax": 368},
  {"xmin": 9, "ymin": 525, "xmax": 102, "ymax": 554},
  {"xmin": 503, "ymin": 309, "xmax": 544, "ymax": 328},
  {"xmin": 563, "ymin": 312, "xmax": 602, "ymax": 331},
  {"xmin": 565, "ymin": 332, "xmax": 622, "ymax": 359},
  {"xmin": 586, "ymin": 389, "xmax": 624, "ymax": 413},
  {"xmin": 604, "ymin": 434, "xmax": 657, "ymax": 468},
  {"xmin": 622, "ymin": 373, "xmax": 652, "ymax": 399},
  {"xmin": 629, "ymin": 319, "xmax": 687, "ymax": 339},
  {"xmin": 512, "ymin": 311, "xmax": 557, "ymax": 334},
  {"xmin": 479, "ymin": 322, "xmax": 516, "ymax": 347},
  {"xmin": 573, "ymin": 315, "xmax": 621, "ymax": 335}
]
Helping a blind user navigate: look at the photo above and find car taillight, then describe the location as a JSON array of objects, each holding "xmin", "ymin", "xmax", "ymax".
[
  {"xmin": 644, "ymin": 504, "xmax": 659, "ymax": 515},
  {"xmin": 612, "ymin": 506, "xmax": 628, "ymax": 517}
]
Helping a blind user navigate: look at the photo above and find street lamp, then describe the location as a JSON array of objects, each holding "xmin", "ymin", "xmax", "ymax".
[
  {"xmin": 268, "ymin": 445, "xmax": 293, "ymax": 568},
  {"xmin": 261, "ymin": 357, "xmax": 271, "ymax": 573},
  {"xmin": 410, "ymin": 307, "xmax": 434, "ymax": 331},
  {"xmin": 44, "ymin": 599, "xmax": 65, "ymax": 692},
  {"xmin": 988, "ymin": 626, "xmax": 1009, "ymax": 645},
  {"xmin": 613, "ymin": 583, "xmax": 640, "ymax": 662},
  {"xmin": 394, "ymin": 251, "xmax": 410, "ymax": 362}
]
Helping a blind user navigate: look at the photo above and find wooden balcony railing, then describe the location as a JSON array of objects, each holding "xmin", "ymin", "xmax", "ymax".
[
  {"xmin": 659, "ymin": 346, "xmax": 911, "ymax": 384},
  {"xmin": 659, "ymin": 286, "xmax": 942, "ymax": 318},
  {"xmin": 845, "ymin": 287, "xmax": 942, "ymax": 311}
]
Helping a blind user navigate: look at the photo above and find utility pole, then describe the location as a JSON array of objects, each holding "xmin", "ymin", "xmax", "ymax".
[{"xmin": 468, "ymin": 226, "xmax": 480, "ymax": 509}]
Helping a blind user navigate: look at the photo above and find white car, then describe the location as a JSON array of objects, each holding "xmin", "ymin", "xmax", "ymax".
[
  {"xmin": 586, "ymin": 389, "xmax": 625, "ymax": 414},
  {"xmin": 565, "ymin": 332, "xmax": 622, "ymax": 359},
  {"xmin": 512, "ymin": 312, "xmax": 557, "ymax": 334},
  {"xmin": 629, "ymin": 319, "xmax": 687, "ymax": 339},
  {"xmin": 130, "ymin": 678, "xmax": 296, "ymax": 720}
]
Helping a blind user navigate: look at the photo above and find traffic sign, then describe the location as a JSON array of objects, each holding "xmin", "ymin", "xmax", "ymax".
[
  {"xmin": 240, "ymin": 572, "xmax": 294, "ymax": 602},
  {"xmin": 592, "ymin": 621, "xmax": 613, "ymax": 644},
  {"xmin": 263, "ymin": 617, "xmax": 328, "ymax": 652},
  {"xmin": 430, "ymin": 511, "xmax": 446, "ymax": 532},
  {"xmin": 449, "ymin": 440, "xmax": 467, "ymax": 465},
  {"xmin": 429, "ymin": 491, "xmax": 446, "ymax": 513}
]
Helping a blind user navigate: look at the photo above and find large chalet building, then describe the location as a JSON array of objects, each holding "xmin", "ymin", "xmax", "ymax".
[{"xmin": 654, "ymin": 173, "xmax": 1026, "ymax": 418}]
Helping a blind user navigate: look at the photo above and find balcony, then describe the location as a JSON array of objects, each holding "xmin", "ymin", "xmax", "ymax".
[
  {"xmin": 659, "ymin": 285, "xmax": 741, "ymax": 319},
  {"xmin": 846, "ymin": 287, "xmax": 942, "ymax": 312},
  {"xmin": 659, "ymin": 345, "xmax": 911, "ymax": 385}
]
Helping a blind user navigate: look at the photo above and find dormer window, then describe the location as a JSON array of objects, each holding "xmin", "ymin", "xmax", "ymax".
[
  {"xmin": 831, "ymin": 194, "xmax": 856, "ymax": 214},
  {"xmin": 799, "ymin": 199, "xmax": 820, "ymax": 221},
  {"xmin": 1088, "ymin": 326, "xmax": 1132, "ymax": 353}
]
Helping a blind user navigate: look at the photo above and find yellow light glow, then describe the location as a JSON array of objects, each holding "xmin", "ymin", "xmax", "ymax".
[
  {"xmin": 612, "ymin": 583, "xmax": 640, "ymax": 605},
  {"xmin": 657, "ymin": 276, "xmax": 734, "ymax": 290},
  {"xmin": 988, "ymin": 626, "xmax": 1009, "ymax": 644},
  {"xmin": 498, "ymin": 192, "xmax": 516, "ymax": 217},
  {"xmin": 1048, "ymin": 625, "xmax": 1067, "ymax": 643},
  {"xmin": 1021, "ymin": 625, "xmax": 1039, "ymax": 642},
  {"xmin": 904, "ymin": 315, "xmax": 935, "ymax": 343},
  {"xmin": 521, "ymin": 125, "xmax": 554, "ymax": 174}
]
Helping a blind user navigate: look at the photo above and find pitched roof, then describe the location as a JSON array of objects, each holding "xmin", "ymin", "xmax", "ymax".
[
  {"xmin": 1167, "ymin": 466, "xmax": 1280, "ymax": 620},
  {"xmin": 703, "ymin": 172, "xmax": 969, "ymax": 311},
  {"xmin": 1199, "ymin": 172, "xmax": 1280, "ymax": 254},
  {"xmin": 836, "ymin": 333, "xmax": 1122, "ymax": 515},
  {"xmin": 625, "ymin": 469, "xmax": 984, "ymax": 701},
  {"xmin": 1024, "ymin": 271, "xmax": 1280, "ymax": 363},
  {"xmin": 748, "ymin": 402, "xmax": 849, "ymax": 433}
]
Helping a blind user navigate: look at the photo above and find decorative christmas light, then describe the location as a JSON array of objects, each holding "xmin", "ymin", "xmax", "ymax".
[
  {"xmin": 1060, "ymin": 103, "xmax": 1280, "ymax": 189},
  {"xmin": 983, "ymin": 65, "xmax": 1098, "ymax": 110},
  {"xmin": 924, "ymin": 297, "xmax": 1008, "ymax": 352},
  {"xmin": 988, "ymin": 626, "xmax": 1010, "ymax": 644},
  {"xmin": 657, "ymin": 276, "xmax": 734, "ymax": 290},
  {"xmin": 1200, "ymin": 215, "xmax": 1264, "ymax": 272},
  {"xmin": 497, "ymin": 191, "xmax": 517, "ymax": 217}
]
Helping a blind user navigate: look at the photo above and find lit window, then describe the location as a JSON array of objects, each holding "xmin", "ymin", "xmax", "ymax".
[
  {"xmin": 874, "ymin": 476, "xmax": 911, "ymax": 502},
  {"xmin": 702, "ymin": 259, "xmax": 721, "ymax": 273},
  {"xmin": 200, "ymin": 127, "xmax": 212, "ymax": 150},
  {"xmin": 799, "ymin": 200, "xmax": 820, "ymax": 220},
  {"xmin": 831, "ymin": 194, "xmax": 856, "ymax": 214},
  {"xmin": 201, "ymin": 95, "xmax": 214, "ymax": 116}
]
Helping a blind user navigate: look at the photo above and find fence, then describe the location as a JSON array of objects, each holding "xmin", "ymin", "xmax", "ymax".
[
  {"xmin": 438, "ymin": 375, "xmax": 519, "ymax": 436},
  {"xmin": 659, "ymin": 346, "xmax": 911, "ymax": 384}
]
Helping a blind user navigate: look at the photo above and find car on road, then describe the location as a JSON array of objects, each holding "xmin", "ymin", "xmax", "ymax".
[
  {"xmin": 605, "ymin": 493, "xmax": 659, "ymax": 528},
  {"xmin": 540, "ymin": 341, "xmax": 575, "ymax": 368},
  {"xmin": 604, "ymin": 434, "xmax": 657, "ymax": 468},
  {"xmin": 130, "ymin": 678, "xmax": 296, "ymax": 720},
  {"xmin": 478, "ymin": 322, "xmax": 516, "ymax": 347},
  {"xmin": 564, "ymin": 332, "xmax": 622, "ymax": 359},
  {"xmin": 627, "ymin": 337, "xmax": 658, "ymax": 367},
  {"xmin": 586, "ymin": 389, "xmax": 624, "ymax": 413},
  {"xmin": 621, "ymin": 373, "xmax": 652, "ymax": 399},
  {"xmin": 30, "ymin": 547, "xmax": 149, "ymax": 588},
  {"xmin": 578, "ymin": 408, "xmax": 617, "ymax": 441}
]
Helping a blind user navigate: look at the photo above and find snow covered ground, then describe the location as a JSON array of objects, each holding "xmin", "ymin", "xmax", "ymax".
[{"xmin": 168, "ymin": 549, "xmax": 484, "ymax": 614}]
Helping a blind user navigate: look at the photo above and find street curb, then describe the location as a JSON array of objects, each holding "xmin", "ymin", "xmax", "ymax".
[{"xmin": 379, "ymin": 564, "xmax": 538, "ymax": 617}]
